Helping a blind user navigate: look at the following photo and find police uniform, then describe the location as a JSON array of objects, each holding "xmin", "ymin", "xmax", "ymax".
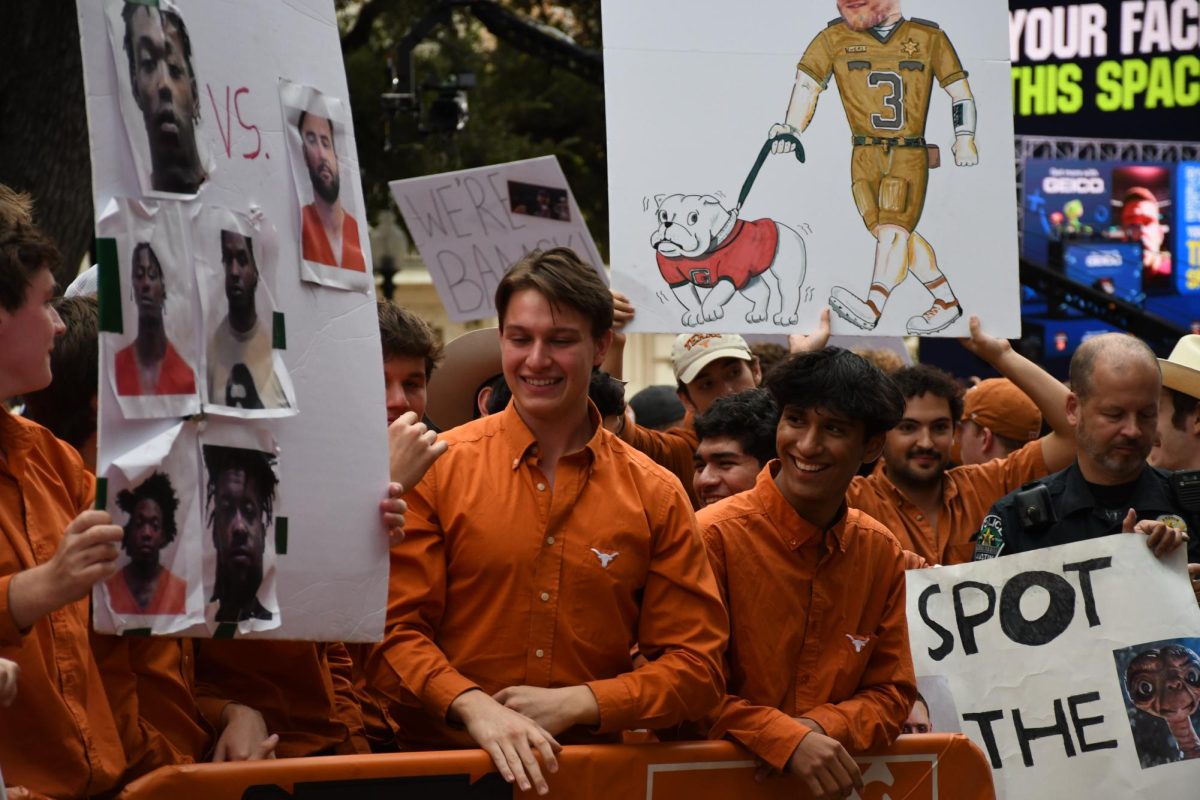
[
  {"xmin": 972, "ymin": 462, "xmax": 1200, "ymax": 562},
  {"xmin": 797, "ymin": 17, "xmax": 967, "ymax": 233}
]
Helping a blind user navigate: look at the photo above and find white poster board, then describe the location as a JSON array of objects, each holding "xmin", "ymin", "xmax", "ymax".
[
  {"xmin": 389, "ymin": 156, "xmax": 605, "ymax": 323},
  {"xmin": 81, "ymin": 0, "xmax": 389, "ymax": 641},
  {"xmin": 603, "ymin": 0, "xmax": 1020, "ymax": 337},
  {"xmin": 907, "ymin": 535, "xmax": 1200, "ymax": 798}
]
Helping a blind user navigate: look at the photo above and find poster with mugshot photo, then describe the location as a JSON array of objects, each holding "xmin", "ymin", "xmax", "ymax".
[
  {"xmin": 81, "ymin": 0, "xmax": 391, "ymax": 642},
  {"xmin": 98, "ymin": 198, "xmax": 201, "ymax": 420},
  {"xmin": 193, "ymin": 206, "xmax": 297, "ymax": 418},
  {"xmin": 94, "ymin": 421, "xmax": 205, "ymax": 635},
  {"xmin": 199, "ymin": 424, "xmax": 282, "ymax": 635},
  {"xmin": 279, "ymin": 79, "xmax": 373, "ymax": 293},
  {"xmin": 104, "ymin": 0, "xmax": 214, "ymax": 199}
]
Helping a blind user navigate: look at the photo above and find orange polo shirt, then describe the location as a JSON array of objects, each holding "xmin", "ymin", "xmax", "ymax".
[
  {"xmin": 194, "ymin": 640, "xmax": 368, "ymax": 757},
  {"xmin": 0, "ymin": 410, "xmax": 126, "ymax": 797},
  {"xmin": 698, "ymin": 464, "xmax": 917, "ymax": 771},
  {"xmin": 626, "ymin": 412, "xmax": 701, "ymax": 509},
  {"xmin": 371, "ymin": 402, "xmax": 728, "ymax": 748},
  {"xmin": 91, "ymin": 634, "xmax": 211, "ymax": 780},
  {"xmin": 847, "ymin": 439, "xmax": 1047, "ymax": 565}
]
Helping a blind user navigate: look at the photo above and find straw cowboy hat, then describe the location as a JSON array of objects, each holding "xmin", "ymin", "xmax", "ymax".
[{"xmin": 1160, "ymin": 335, "xmax": 1200, "ymax": 400}]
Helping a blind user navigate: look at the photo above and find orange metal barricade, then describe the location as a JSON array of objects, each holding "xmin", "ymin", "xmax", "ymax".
[{"xmin": 118, "ymin": 735, "xmax": 994, "ymax": 799}]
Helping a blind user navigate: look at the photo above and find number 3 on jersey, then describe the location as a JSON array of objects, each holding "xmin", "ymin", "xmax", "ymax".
[{"xmin": 868, "ymin": 71, "xmax": 904, "ymax": 131}]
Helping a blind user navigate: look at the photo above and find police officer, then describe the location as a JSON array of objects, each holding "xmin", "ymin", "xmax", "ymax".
[{"xmin": 973, "ymin": 333, "xmax": 1194, "ymax": 562}]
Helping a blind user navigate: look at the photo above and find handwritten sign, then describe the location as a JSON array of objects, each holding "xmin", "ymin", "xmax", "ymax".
[
  {"xmin": 907, "ymin": 534, "xmax": 1200, "ymax": 797},
  {"xmin": 390, "ymin": 156, "xmax": 604, "ymax": 322}
]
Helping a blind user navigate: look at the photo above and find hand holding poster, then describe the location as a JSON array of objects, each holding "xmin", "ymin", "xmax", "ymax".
[
  {"xmin": 603, "ymin": 0, "xmax": 1020, "ymax": 337},
  {"xmin": 390, "ymin": 156, "xmax": 605, "ymax": 323},
  {"xmin": 907, "ymin": 534, "xmax": 1200, "ymax": 797}
]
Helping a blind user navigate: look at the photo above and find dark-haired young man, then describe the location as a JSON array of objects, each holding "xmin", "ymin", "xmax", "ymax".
[
  {"xmin": 693, "ymin": 388, "xmax": 779, "ymax": 507},
  {"xmin": 106, "ymin": 472, "xmax": 186, "ymax": 615},
  {"xmin": 372, "ymin": 248, "xmax": 728, "ymax": 795},
  {"xmin": 121, "ymin": 2, "xmax": 206, "ymax": 194},
  {"xmin": 698, "ymin": 348, "xmax": 916, "ymax": 800},
  {"xmin": 845, "ymin": 317, "xmax": 1076, "ymax": 564}
]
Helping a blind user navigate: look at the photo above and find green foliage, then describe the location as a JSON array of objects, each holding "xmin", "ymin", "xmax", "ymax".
[{"xmin": 339, "ymin": 0, "xmax": 609, "ymax": 260}]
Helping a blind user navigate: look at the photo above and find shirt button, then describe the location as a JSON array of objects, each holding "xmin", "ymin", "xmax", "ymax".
[
  {"xmin": 916, "ymin": 515, "xmax": 924, "ymax": 521},
  {"xmin": 546, "ymin": 536, "xmax": 555, "ymax": 545},
  {"xmin": 537, "ymin": 482, "xmax": 546, "ymax": 491},
  {"xmin": 535, "ymin": 649, "xmax": 545, "ymax": 658},
  {"xmin": 512, "ymin": 458, "xmax": 519, "ymax": 468},
  {"xmin": 540, "ymin": 592, "xmax": 550, "ymax": 602}
]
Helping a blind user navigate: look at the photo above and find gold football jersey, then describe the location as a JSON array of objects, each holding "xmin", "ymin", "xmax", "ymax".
[{"xmin": 798, "ymin": 18, "xmax": 966, "ymax": 139}]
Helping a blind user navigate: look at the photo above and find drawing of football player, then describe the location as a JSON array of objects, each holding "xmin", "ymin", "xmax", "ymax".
[{"xmin": 770, "ymin": 0, "xmax": 979, "ymax": 334}]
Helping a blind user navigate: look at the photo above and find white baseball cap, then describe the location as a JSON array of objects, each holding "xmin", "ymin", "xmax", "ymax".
[{"xmin": 671, "ymin": 333, "xmax": 753, "ymax": 384}]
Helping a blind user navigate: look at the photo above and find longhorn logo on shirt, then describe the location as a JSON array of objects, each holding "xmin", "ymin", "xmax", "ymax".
[
  {"xmin": 846, "ymin": 634, "xmax": 870, "ymax": 653},
  {"xmin": 590, "ymin": 548, "xmax": 619, "ymax": 568}
]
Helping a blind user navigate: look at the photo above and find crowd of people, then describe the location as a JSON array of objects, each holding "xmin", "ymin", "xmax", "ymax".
[{"xmin": 3, "ymin": 184, "xmax": 1200, "ymax": 799}]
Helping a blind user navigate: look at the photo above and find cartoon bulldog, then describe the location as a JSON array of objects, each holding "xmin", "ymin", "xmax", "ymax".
[{"xmin": 652, "ymin": 194, "xmax": 806, "ymax": 327}]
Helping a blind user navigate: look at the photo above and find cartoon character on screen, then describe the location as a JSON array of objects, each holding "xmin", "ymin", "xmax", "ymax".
[
  {"xmin": 770, "ymin": 0, "xmax": 978, "ymax": 334},
  {"xmin": 1125, "ymin": 644, "xmax": 1200, "ymax": 760},
  {"xmin": 651, "ymin": 194, "xmax": 807, "ymax": 327},
  {"xmin": 105, "ymin": 472, "xmax": 187, "ymax": 615},
  {"xmin": 204, "ymin": 445, "xmax": 278, "ymax": 623}
]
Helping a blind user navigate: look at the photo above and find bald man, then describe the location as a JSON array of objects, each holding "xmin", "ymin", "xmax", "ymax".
[{"xmin": 974, "ymin": 333, "xmax": 1196, "ymax": 562}]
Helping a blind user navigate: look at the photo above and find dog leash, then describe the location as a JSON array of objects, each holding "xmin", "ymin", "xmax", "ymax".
[{"xmin": 735, "ymin": 133, "xmax": 805, "ymax": 214}]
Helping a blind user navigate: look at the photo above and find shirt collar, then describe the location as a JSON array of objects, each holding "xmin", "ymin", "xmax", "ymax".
[
  {"xmin": 0, "ymin": 407, "xmax": 34, "ymax": 478},
  {"xmin": 755, "ymin": 461, "xmax": 850, "ymax": 552},
  {"xmin": 500, "ymin": 398, "xmax": 604, "ymax": 470},
  {"xmin": 1059, "ymin": 460, "xmax": 1171, "ymax": 517}
]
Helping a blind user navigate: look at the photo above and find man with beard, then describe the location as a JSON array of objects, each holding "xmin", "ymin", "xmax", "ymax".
[
  {"xmin": 975, "ymin": 334, "xmax": 1196, "ymax": 562},
  {"xmin": 105, "ymin": 472, "xmax": 187, "ymax": 615},
  {"xmin": 207, "ymin": 230, "xmax": 288, "ymax": 409},
  {"xmin": 845, "ymin": 316, "xmax": 1077, "ymax": 565},
  {"xmin": 769, "ymin": 0, "xmax": 979, "ymax": 334},
  {"xmin": 115, "ymin": 243, "xmax": 196, "ymax": 396},
  {"xmin": 298, "ymin": 112, "xmax": 365, "ymax": 271},
  {"xmin": 122, "ymin": 2, "xmax": 207, "ymax": 194},
  {"xmin": 203, "ymin": 445, "xmax": 276, "ymax": 623}
]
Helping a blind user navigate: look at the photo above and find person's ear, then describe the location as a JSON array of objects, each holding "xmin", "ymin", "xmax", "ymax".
[
  {"xmin": 862, "ymin": 432, "xmax": 886, "ymax": 464},
  {"xmin": 1065, "ymin": 392, "xmax": 1081, "ymax": 427},
  {"xmin": 593, "ymin": 329, "xmax": 613, "ymax": 367},
  {"xmin": 1189, "ymin": 405, "xmax": 1200, "ymax": 437},
  {"xmin": 476, "ymin": 386, "xmax": 493, "ymax": 418},
  {"xmin": 980, "ymin": 426, "xmax": 995, "ymax": 454},
  {"xmin": 677, "ymin": 387, "xmax": 697, "ymax": 415},
  {"xmin": 750, "ymin": 357, "xmax": 763, "ymax": 386}
]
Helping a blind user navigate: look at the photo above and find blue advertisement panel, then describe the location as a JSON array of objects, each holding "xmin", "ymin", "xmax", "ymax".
[
  {"xmin": 1176, "ymin": 162, "xmax": 1200, "ymax": 296},
  {"xmin": 1022, "ymin": 159, "xmax": 1113, "ymax": 265}
]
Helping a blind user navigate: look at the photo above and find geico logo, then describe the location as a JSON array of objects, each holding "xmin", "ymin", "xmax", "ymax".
[
  {"xmin": 1085, "ymin": 250, "xmax": 1124, "ymax": 267},
  {"xmin": 1042, "ymin": 177, "xmax": 1105, "ymax": 194}
]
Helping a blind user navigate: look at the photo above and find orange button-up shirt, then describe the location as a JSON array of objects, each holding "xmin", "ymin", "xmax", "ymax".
[
  {"xmin": 698, "ymin": 465, "xmax": 917, "ymax": 771},
  {"xmin": 194, "ymin": 640, "xmax": 368, "ymax": 757},
  {"xmin": 90, "ymin": 634, "xmax": 211, "ymax": 780},
  {"xmin": 847, "ymin": 440, "xmax": 1046, "ymax": 565},
  {"xmin": 626, "ymin": 413, "xmax": 701, "ymax": 509},
  {"xmin": 371, "ymin": 403, "xmax": 728, "ymax": 748},
  {"xmin": 0, "ymin": 410, "xmax": 126, "ymax": 797}
]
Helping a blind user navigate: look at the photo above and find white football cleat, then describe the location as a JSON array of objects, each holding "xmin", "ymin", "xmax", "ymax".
[
  {"xmin": 906, "ymin": 299, "xmax": 962, "ymax": 334},
  {"xmin": 829, "ymin": 287, "xmax": 880, "ymax": 331}
]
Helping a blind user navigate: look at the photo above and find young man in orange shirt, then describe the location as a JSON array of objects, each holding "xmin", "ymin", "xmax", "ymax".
[
  {"xmin": 698, "ymin": 348, "xmax": 916, "ymax": 800},
  {"xmin": 371, "ymin": 248, "xmax": 728, "ymax": 795},
  {"xmin": 0, "ymin": 186, "xmax": 130, "ymax": 798}
]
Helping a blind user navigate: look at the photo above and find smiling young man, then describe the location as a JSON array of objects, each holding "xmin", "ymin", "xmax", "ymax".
[
  {"xmin": 371, "ymin": 248, "xmax": 728, "ymax": 795},
  {"xmin": 697, "ymin": 348, "xmax": 915, "ymax": 800},
  {"xmin": 844, "ymin": 317, "xmax": 1077, "ymax": 565},
  {"xmin": 693, "ymin": 388, "xmax": 779, "ymax": 508}
]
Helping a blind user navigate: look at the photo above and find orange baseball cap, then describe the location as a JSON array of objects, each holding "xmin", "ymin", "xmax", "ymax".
[{"xmin": 961, "ymin": 378, "xmax": 1041, "ymax": 443}]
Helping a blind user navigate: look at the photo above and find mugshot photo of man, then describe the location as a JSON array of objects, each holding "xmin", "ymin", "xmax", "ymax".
[
  {"xmin": 114, "ymin": 242, "xmax": 197, "ymax": 397},
  {"xmin": 298, "ymin": 110, "xmax": 365, "ymax": 271},
  {"xmin": 119, "ymin": 0, "xmax": 207, "ymax": 194},
  {"xmin": 203, "ymin": 444, "xmax": 278, "ymax": 624},
  {"xmin": 105, "ymin": 472, "xmax": 187, "ymax": 616},
  {"xmin": 206, "ymin": 230, "xmax": 289, "ymax": 410}
]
